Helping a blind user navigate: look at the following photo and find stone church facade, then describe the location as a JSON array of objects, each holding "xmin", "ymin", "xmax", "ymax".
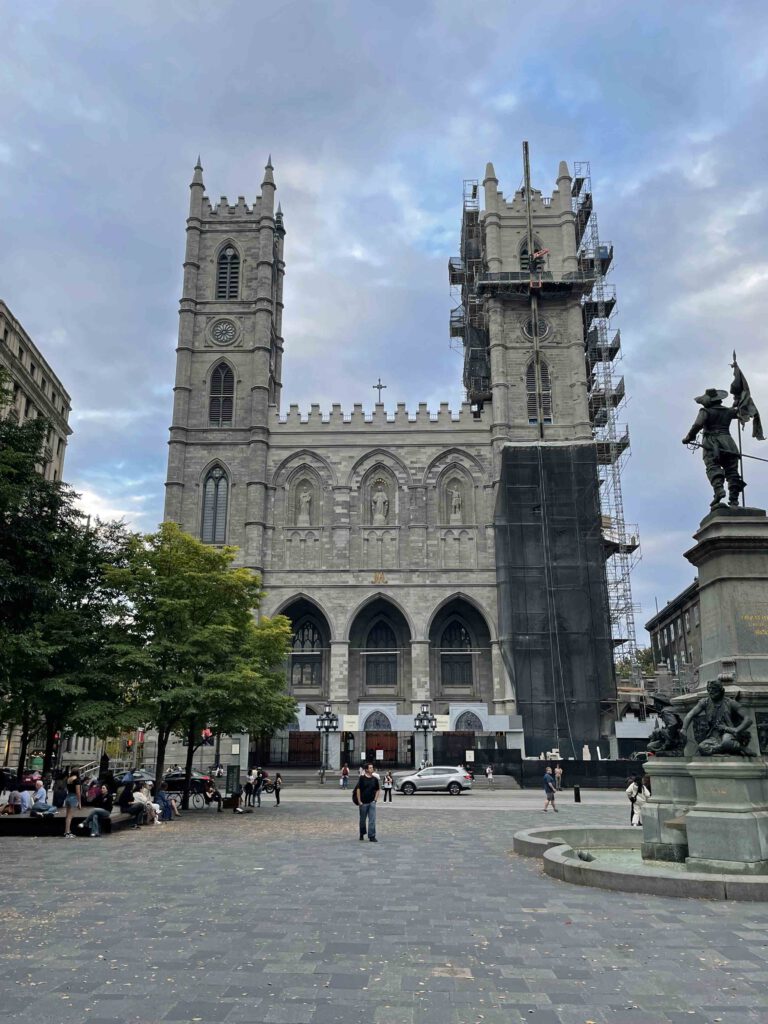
[{"xmin": 164, "ymin": 154, "xmax": 616, "ymax": 767}]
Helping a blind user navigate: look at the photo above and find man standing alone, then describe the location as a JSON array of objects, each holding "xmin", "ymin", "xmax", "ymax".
[{"xmin": 353, "ymin": 763, "xmax": 380, "ymax": 842}]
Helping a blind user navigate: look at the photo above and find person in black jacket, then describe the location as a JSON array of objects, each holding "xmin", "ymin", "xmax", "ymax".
[
  {"xmin": 118, "ymin": 782, "xmax": 145, "ymax": 828},
  {"xmin": 353, "ymin": 764, "xmax": 380, "ymax": 842},
  {"xmin": 78, "ymin": 785, "xmax": 115, "ymax": 837}
]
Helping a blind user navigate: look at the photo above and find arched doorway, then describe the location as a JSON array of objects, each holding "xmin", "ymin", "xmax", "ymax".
[
  {"xmin": 348, "ymin": 597, "xmax": 412, "ymax": 703},
  {"xmin": 362, "ymin": 711, "xmax": 397, "ymax": 768},
  {"xmin": 280, "ymin": 598, "xmax": 331, "ymax": 698},
  {"xmin": 428, "ymin": 598, "xmax": 492, "ymax": 701}
]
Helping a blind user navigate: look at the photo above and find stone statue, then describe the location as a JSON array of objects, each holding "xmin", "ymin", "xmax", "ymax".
[
  {"xmin": 297, "ymin": 489, "xmax": 312, "ymax": 526},
  {"xmin": 681, "ymin": 679, "xmax": 753, "ymax": 756},
  {"xmin": 646, "ymin": 694, "xmax": 685, "ymax": 757},
  {"xmin": 448, "ymin": 486, "xmax": 462, "ymax": 522},
  {"xmin": 371, "ymin": 486, "xmax": 389, "ymax": 525},
  {"xmin": 681, "ymin": 388, "xmax": 744, "ymax": 508}
]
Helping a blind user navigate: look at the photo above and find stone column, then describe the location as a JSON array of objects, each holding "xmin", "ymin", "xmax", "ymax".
[
  {"xmin": 326, "ymin": 732, "xmax": 341, "ymax": 771},
  {"xmin": 329, "ymin": 642, "xmax": 349, "ymax": 708},
  {"xmin": 491, "ymin": 640, "xmax": 514, "ymax": 711},
  {"xmin": 641, "ymin": 760, "xmax": 696, "ymax": 863},
  {"xmin": 411, "ymin": 640, "xmax": 431, "ymax": 702}
]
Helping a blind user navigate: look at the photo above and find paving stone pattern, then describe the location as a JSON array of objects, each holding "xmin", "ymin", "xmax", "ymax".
[{"xmin": 1, "ymin": 793, "xmax": 767, "ymax": 1024}]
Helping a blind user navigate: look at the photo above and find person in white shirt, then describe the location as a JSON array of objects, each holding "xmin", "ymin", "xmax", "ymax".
[{"xmin": 30, "ymin": 779, "xmax": 55, "ymax": 816}]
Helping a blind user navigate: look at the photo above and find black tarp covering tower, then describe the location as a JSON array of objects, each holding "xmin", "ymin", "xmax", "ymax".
[{"xmin": 495, "ymin": 443, "xmax": 616, "ymax": 757}]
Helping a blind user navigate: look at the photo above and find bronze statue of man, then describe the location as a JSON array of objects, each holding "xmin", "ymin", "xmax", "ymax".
[
  {"xmin": 682, "ymin": 389, "xmax": 745, "ymax": 508},
  {"xmin": 681, "ymin": 679, "xmax": 752, "ymax": 756}
]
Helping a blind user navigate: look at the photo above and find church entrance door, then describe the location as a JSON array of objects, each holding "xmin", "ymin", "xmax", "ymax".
[
  {"xmin": 288, "ymin": 731, "xmax": 321, "ymax": 766},
  {"xmin": 365, "ymin": 731, "xmax": 397, "ymax": 768}
]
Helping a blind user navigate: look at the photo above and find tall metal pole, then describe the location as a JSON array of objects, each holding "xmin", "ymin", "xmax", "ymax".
[{"xmin": 523, "ymin": 141, "xmax": 545, "ymax": 440}]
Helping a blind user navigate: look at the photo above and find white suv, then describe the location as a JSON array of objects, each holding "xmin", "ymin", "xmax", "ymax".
[{"xmin": 395, "ymin": 766, "xmax": 473, "ymax": 796}]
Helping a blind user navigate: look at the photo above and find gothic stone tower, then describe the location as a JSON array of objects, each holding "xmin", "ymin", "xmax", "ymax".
[
  {"xmin": 164, "ymin": 157, "xmax": 285, "ymax": 572},
  {"xmin": 451, "ymin": 153, "xmax": 617, "ymax": 756}
]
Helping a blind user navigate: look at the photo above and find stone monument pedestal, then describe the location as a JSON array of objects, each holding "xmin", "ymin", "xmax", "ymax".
[
  {"xmin": 641, "ymin": 760, "xmax": 696, "ymax": 863},
  {"xmin": 685, "ymin": 757, "xmax": 768, "ymax": 874}
]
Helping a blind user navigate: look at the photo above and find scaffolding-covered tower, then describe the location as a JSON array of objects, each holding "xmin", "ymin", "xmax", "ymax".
[
  {"xmin": 448, "ymin": 148, "xmax": 638, "ymax": 754},
  {"xmin": 572, "ymin": 161, "xmax": 640, "ymax": 659}
]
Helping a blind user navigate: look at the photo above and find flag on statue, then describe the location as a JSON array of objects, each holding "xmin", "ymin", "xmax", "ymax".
[{"xmin": 730, "ymin": 355, "xmax": 765, "ymax": 441}]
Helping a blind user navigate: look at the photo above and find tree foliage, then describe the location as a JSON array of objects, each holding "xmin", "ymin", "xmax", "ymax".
[{"xmin": 104, "ymin": 521, "xmax": 295, "ymax": 797}]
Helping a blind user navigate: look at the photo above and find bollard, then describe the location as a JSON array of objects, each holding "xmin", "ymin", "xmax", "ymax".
[{"xmin": 573, "ymin": 784, "xmax": 581, "ymax": 803}]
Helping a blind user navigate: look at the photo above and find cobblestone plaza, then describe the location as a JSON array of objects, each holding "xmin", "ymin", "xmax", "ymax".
[{"xmin": 2, "ymin": 791, "xmax": 767, "ymax": 1024}]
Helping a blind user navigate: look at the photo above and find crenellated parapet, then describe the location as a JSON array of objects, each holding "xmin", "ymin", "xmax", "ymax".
[
  {"xmin": 202, "ymin": 195, "xmax": 263, "ymax": 218},
  {"xmin": 270, "ymin": 401, "xmax": 489, "ymax": 430}
]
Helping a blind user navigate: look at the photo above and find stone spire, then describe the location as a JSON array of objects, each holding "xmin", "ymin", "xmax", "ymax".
[
  {"xmin": 191, "ymin": 155, "xmax": 204, "ymax": 187},
  {"xmin": 557, "ymin": 160, "xmax": 571, "ymax": 184},
  {"xmin": 483, "ymin": 161, "xmax": 498, "ymax": 184}
]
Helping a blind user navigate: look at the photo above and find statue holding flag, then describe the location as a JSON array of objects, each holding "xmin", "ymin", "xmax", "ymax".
[{"xmin": 682, "ymin": 354, "xmax": 764, "ymax": 509}]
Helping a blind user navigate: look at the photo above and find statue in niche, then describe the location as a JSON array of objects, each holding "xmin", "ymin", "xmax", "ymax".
[
  {"xmin": 371, "ymin": 482, "xmax": 389, "ymax": 526},
  {"xmin": 681, "ymin": 679, "xmax": 753, "ymax": 756},
  {"xmin": 447, "ymin": 485, "xmax": 463, "ymax": 524},
  {"xmin": 296, "ymin": 488, "xmax": 312, "ymax": 527}
]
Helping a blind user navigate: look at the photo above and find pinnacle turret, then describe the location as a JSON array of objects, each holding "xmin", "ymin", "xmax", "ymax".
[{"xmin": 191, "ymin": 156, "xmax": 204, "ymax": 186}]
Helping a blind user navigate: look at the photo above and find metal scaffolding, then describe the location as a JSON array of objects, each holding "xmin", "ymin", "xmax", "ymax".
[{"xmin": 572, "ymin": 161, "xmax": 640, "ymax": 659}]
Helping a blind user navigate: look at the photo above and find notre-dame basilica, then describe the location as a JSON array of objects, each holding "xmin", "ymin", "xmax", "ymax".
[{"xmin": 163, "ymin": 154, "xmax": 618, "ymax": 768}]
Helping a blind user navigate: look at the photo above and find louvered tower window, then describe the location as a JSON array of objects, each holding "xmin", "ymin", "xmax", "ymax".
[
  {"xmin": 365, "ymin": 621, "xmax": 397, "ymax": 687},
  {"xmin": 526, "ymin": 360, "xmax": 553, "ymax": 424},
  {"xmin": 440, "ymin": 621, "xmax": 473, "ymax": 687},
  {"xmin": 216, "ymin": 246, "xmax": 240, "ymax": 299},
  {"xmin": 209, "ymin": 362, "xmax": 234, "ymax": 426},
  {"xmin": 201, "ymin": 466, "xmax": 228, "ymax": 544}
]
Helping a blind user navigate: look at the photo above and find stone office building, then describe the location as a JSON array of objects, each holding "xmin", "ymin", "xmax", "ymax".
[{"xmin": 164, "ymin": 153, "xmax": 620, "ymax": 767}]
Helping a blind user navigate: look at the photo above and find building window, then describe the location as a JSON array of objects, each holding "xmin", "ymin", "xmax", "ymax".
[
  {"xmin": 216, "ymin": 246, "xmax": 240, "ymax": 300},
  {"xmin": 526, "ymin": 359, "xmax": 552, "ymax": 424},
  {"xmin": 29, "ymin": 361, "xmax": 36, "ymax": 379},
  {"xmin": 201, "ymin": 466, "xmax": 228, "ymax": 544},
  {"xmin": 209, "ymin": 362, "xmax": 234, "ymax": 426},
  {"xmin": 454, "ymin": 710, "xmax": 483, "ymax": 731},
  {"xmin": 693, "ymin": 605, "xmax": 700, "ymax": 626},
  {"xmin": 440, "ymin": 620, "xmax": 473, "ymax": 687},
  {"xmin": 24, "ymin": 397, "xmax": 32, "ymax": 418},
  {"xmin": 685, "ymin": 611, "xmax": 690, "ymax": 631},
  {"xmin": 365, "ymin": 621, "xmax": 397, "ymax": 687},
  {"xmin": 290, "ymin": 621, "xmax": 323, "ymax": 689}
]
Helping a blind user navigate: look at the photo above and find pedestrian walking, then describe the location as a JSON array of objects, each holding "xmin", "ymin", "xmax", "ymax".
[
  {"xmin": 382, "ymin": 771, "xmax": 393, "ymax": 802},
  {"xmin": 63, "ymin": 769, "xmax": 82, "ymax": 838},
  {"xmin": 353, "ymin": 763, "xmax": 380, "ymax": 842},
  {"xmin": 244, "ymin": 775, "xmax": 254, "ymax": 808},
  {"xmin": 485, "ymin": 765, "xmax": 494, "ymax": 789},
  {"xmin": 626, "ymin": 775, "xmax": 650, "ymax": 826},
  {"xmin": 542, "ymin": 766, "xmax": 558, "ymax": 812},
  {"xmin": 274, "ymin": 772, "xmax": 282, "ymax": 806},
  {"xmin": 254, "ymin": 767, "xmax": 264, "ymax": 808},
  {"xmin": 340, "ymin": 764, "xmax": 350, "ymax": 789},
  {"xmin": 554, "ymin": 764, "xmax": 563, "ymax": 791}
]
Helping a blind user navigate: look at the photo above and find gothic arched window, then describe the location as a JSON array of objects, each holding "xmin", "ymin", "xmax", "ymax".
[
  {"xmin": 209, "ymin": 363, "xmax": 234, "ymax": 427},
  {"xmin": 455, "ymin": 710, "xmax": 483, "ymax": 731},
  {"xmin": 440, "ymin": 620, "xmax": 473, "ymax": 688},
  {"xmin": 365, "ymin": 620, "xmax": 397, "ymax": 688},
  {"xmin": 520, "ymin": 238, "xmax": 545, "ymax": 273},
  {"xmin": 526, "ymin": 360, "xmax": 553, "ymax": 425},
  {"xmin": 201, "ymin": 466, "xmax": 228, "ymax": 544},
  {"xmin": 216, "ymin": 245, "xmax": 240, "ymax": 300},
  {"xmin": 363, "ymin": 711, "xmax": 392, "ymax": 731},
  {"xmin": 290, "ymin": 620, "xmax": 323, "ymax": 689}
]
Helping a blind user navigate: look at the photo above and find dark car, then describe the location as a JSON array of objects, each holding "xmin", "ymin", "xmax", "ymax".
[{"xmin": 163, "ymin": 770, "xmax": 211, "ymax": 795}]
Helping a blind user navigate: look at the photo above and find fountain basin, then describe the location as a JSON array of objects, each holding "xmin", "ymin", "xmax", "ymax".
[{"xmin": 513, "ymin": 825, "xmax": 768, "ymax": 901}]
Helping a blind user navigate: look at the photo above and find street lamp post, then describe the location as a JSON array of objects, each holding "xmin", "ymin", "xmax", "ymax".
[
  {"xmin": 413, "ymin": 702, "xmax": 437, "ymax": 768},
  {"xmin": 315, "ymin": 702, "xmax": 339, "ymax": 784}
]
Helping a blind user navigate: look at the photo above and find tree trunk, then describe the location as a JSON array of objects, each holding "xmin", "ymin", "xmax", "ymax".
[
  {"xmin": 182, "ymin": 721, "xmax": 197, "ymax": 811},
  {"xmin": 42, "ymin": 719, "xmax": 56, "ymax": 777},
  {"xmin": 154, "ymin": 725, "xmax": 171, "ymax": 789},
  {"xmin": 3, "ymin": 724, "xmax": 14, "ymax": 767},
  {"xmin": 16, "ymin": 714, "xmax": 31, "ymax": 783}
]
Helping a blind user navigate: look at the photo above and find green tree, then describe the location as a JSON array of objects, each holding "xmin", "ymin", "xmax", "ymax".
[
  {"xmin": 105, "ymin": 521, "xmax": 295, "ymax": 803},
  {"xmin": 0, "ymin": 369, "xmax": 134, "ymax": 776},
  {"xmin": 615, "ymin": 646, "xmax": 655, "ymax": 681}
]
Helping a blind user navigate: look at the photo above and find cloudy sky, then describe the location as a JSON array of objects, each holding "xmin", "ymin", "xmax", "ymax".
[{"xmin": 2, "ymin": 1, "xmax": 768, "ymax": 639}]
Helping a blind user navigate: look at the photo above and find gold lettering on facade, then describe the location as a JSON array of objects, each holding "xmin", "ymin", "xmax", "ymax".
[{"xmin": 372, "ymin": 572, "xmax": 388, "ymax": 584}]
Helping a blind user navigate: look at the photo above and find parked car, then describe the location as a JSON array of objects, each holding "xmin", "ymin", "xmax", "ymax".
[
  {"xmin": 163, "ymin": 769, "xmax": 212, "ymax": 795},
  {"xmin": 395, "ymin": 766, "xmax": 473, "ymax": 796}
]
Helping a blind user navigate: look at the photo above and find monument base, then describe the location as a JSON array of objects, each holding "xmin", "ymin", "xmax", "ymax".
[
  {"xmin": 684, "ymin": 758, "xmax": 768, "ymax": 874},
  {"xmin": 641, "ymin": 759, "xmax": 695, "ymax": 863}
]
